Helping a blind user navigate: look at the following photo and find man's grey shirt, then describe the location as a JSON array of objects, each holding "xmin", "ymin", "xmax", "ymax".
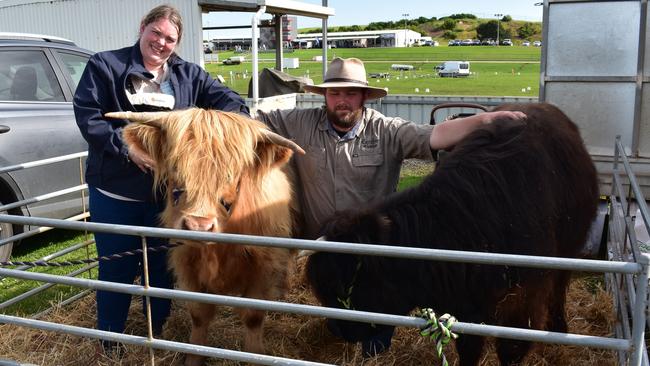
[{"xmin": 257, "ymin": 106, "xmax": 434, "ymax": 239}]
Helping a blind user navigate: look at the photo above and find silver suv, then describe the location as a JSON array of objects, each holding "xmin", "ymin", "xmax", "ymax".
[{"xmin": 0, "ymin": 33, "xmax": 91, "ymax": 261}]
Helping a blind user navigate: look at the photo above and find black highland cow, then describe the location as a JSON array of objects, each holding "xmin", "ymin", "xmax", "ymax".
[{"xmin": 306, "ymin": 103, "xmax": 599, "ymax": 366}]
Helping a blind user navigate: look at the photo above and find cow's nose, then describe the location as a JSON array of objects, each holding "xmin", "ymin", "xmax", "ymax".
[{"xmin": 182, "ymin": 216, "xmax": 215, "ymax": 231}]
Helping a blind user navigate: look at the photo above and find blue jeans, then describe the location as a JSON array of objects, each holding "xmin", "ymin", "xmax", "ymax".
[
  {"xmin": 89, "ymin": 186, "xmax": 173, "ymax": 334},
  {"xmin": 326, "ymin": 319, "xmax": 395, "ymax": 357}
]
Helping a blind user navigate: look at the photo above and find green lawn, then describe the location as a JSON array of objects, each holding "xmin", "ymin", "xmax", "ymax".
[
  {"xmin": 1, "ymin": 230, "xmax": 96, "ymax": 315},
  {"xmin": 206, "ymin": 46, "xmax": 540, "ymax": 96}
]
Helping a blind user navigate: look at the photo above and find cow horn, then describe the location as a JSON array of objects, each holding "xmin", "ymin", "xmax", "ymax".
[
  {"xmin": 298, "ymin": 249, "xmax": 316, "ymax": 258},
  {"xmin": 259, "ymin": 129, "xmax": 306, "ymax": 155},
  {"xmin": 104, "ymin": 111, "xmax": 169, "ymax": 124},
  {"xmin": 297, "ymin": 235, "xmax": 326, "ymax": 258}
]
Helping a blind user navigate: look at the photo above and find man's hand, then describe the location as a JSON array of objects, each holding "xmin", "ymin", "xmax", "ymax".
[
  {"xmin": 128, "ymin": 145, "xmax": 156, "ymax": 173},
  {"xmin": 429, "ymin": 110, "xmax": 527, "ymax": 150},
  {"xmin": 481, "ymin": 110, "xmax": 527, "ymax": 124}
]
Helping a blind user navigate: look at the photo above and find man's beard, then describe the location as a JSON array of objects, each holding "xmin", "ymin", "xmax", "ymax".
[{"xmin": 326, "ymin": 104, "xmax": 363, "ymax": 130}]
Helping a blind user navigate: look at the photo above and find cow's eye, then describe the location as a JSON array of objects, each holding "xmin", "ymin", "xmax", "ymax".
[
  {"xmin": 172, "ymin": 188, "xmax": 185, "ymax": 206},
  {"xmin": 220, "ymin": 198, "xmax": 232, "ymax": 214}
]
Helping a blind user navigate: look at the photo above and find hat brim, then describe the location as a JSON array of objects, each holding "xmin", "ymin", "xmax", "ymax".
[{"xmin": 303, "ymin": 82, "xmax": 387, "ymax": 100}]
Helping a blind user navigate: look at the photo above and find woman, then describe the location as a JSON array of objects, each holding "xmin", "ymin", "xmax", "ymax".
[{"xmin": 73, "ymin": 4, "xmax": 248, "ymax": 346}]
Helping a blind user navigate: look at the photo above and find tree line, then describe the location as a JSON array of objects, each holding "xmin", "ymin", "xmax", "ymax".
[{"xmin": 299, "ymin": 14, "xmax": 542, "ymax": 41}]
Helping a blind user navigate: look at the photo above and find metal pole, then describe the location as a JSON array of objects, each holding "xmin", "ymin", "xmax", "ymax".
[
  {"xmin": 251, "ymin": 6, "xmax": 266, "ymax": 108},
  {"xmin": 629, "ymin": 253, "xmax": 650, "ymax": 366},
  {"xmin": 494, "ymin": 13, "xmax": 503, "ymax": 46},
  {"xmin": 631, "ymin": 0, "xmax": 648, "ymax": 157},
  {"xmin": 322, "ymin": 0, "xmax": 328, "ymax": 77},
  {"xmin": 141, "ymin": 236, "xmax": 156, "ymax": 365},
  {"xmin": 274, "ymin": 14, "xmax": 283, "ymax": 71}
]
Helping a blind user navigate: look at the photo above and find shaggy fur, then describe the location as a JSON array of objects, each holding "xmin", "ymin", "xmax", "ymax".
[
  {"xmin": 306, "ymin": 103, "xmax": 599, "ymax": 366},
  {"xmin": 122, "ymin": 109, "xmax": 297, "ymax": 366}
]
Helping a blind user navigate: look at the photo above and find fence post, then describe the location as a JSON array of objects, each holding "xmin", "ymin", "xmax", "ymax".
[{"xmin": 629, "ymin": 253, "xmax": 650, "ymax": 366}]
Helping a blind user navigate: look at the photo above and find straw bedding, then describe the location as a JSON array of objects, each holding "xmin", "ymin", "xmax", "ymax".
[{"xmin": 0, "ymin": 258, "xmax": 617, "ymax": 366}]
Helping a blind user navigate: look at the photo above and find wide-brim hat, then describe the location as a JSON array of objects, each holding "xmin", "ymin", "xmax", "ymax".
[{"xmin": 303, "ymin": 57, "xmax": 388, "ymax": 100}]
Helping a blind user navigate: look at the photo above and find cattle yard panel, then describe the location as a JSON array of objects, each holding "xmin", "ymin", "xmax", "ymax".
[
  {"xmin": 0, "ymin": 152, "xmax": 94, "ymax": 316},
  {"xmin": 0, "ymin": 208, "xmax": 648, "ymax": 364},
  {"xmin": 608, "ymin": 136, "xmax": 650, "ymax": 365},
  {"xmin": 0, "ymin": 147, "xmax": 649, "ymax": 365}
]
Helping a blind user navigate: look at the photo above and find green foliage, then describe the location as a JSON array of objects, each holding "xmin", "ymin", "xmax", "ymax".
[
  {"xmin": 447, "ymin": 13, "xmax": 477, "ymax": 20},
  {"xmin": 443, "ymin": 30, "xmax": 457, "ymax": 39},
  {"xmin": 300, "ymin": 15, "xmax": 541, "ymax": 42},
  {"xmin": 339, "ymin": 24, "xmax": 362, "ymax": 32},
  {"xmin": 476, "ymin": 20, "xmax": 500, "ymax": 40},
  {"xmin": 518, "ymin": 22, "xmax": 541, "ymax": 39},
  {"xmin": 441, "ymin": 18, "xmax": 457, "ymax": 31}
]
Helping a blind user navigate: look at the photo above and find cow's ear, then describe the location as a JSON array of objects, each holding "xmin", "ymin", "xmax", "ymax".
[
  {"xmin": 255, "ymin": 142, "xmax": 293, "ymax": 168},
  {"xmin": 122, "ymin": 123, "xmax": 164, "ymax": 164}
]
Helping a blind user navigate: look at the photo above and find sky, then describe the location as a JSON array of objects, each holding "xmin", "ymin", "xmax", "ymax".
[{"xmin": 203, "ymin": 0, "xmax": 544, "ymax": 39}]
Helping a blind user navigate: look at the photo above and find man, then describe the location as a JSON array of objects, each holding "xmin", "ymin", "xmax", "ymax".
[{"xmin": 256, "ymin": 57, "xmax": 525, "ymax": 355}]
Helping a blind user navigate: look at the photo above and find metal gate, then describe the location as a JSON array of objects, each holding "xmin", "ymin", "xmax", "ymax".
[{"xmin": 0, "ymin": 144, "xmax": 648, "ymax": 365}]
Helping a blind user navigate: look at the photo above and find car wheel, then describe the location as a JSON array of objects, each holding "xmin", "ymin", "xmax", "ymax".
[{"xmin": 0, "ymin": 201, "xmax": 13, "ymax": 262}]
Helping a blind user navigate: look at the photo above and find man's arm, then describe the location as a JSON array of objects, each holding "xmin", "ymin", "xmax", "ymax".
[{"xmin": 429, "ymin": 110, "xmax": 526, "ymax": 150}]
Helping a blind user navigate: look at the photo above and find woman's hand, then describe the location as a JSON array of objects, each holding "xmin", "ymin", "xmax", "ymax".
[{"xmin": 128, "ymin": 145, "xmax": 156, "ymax": 173}]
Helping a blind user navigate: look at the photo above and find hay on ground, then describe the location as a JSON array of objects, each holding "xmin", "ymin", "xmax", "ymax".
[{"xmin": 0, "ymin": 260, "xmax": 618, "ymax": 366}]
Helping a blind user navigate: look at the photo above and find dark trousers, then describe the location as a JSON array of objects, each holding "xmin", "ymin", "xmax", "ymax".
[
  {"xmin": 89, "ymin": 186, "xmax": 173, "ymax": 334},
  {"xmin": 327, "ymin": 319, "xmax": 396, "ymax": 356}
]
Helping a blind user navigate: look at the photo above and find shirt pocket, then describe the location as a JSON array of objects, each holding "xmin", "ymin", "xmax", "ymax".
[
  {"xmin": 300, "ymin": 145, "xmax": 327, "ymax": 182},
  {"xmin": 352, "ymin": 153, "xmax": 384, "ymax": 188}
]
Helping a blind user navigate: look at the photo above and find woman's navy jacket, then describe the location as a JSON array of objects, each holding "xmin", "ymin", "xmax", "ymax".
[{"xmin": 74, "ymin": 42, "xmax": 249, "ymax": 201}]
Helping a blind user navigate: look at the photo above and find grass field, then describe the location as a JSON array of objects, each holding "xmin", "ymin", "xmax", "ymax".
[
  {"xmin": 206, "ymin": 46, "xmax": 540, "ymax": 96},
  {"xmin": 0, "ymin": 230, "xmax": 97, "ymax": 315}
]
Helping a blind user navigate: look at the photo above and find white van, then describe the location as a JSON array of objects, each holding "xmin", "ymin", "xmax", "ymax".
[{"xmin": 436, "ymin": 61, "xmax": 470, "ymax": 77}]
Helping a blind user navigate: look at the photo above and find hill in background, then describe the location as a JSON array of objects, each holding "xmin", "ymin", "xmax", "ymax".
[{"xmin": 299, "ymin": 13, "xmax": 542, "ymax": 43}]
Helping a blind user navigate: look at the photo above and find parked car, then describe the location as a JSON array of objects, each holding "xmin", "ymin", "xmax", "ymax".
[
  {"xmin": 533, "ymin": 40, "xmax": 542, "ymax": 47},
  {"xmin": 0, "ymin": 32, "xmax": 91, "ymax": 261},
  {"xmin": 501, "ymin": 38, "xmax": 513, "ymax": 46},
  {"xmin": 522, "ymin": 41, "xmax": 531, "ymax": 47}
]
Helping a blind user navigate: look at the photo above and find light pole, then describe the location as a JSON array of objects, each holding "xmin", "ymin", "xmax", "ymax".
[
  {"xmin": 402, "ymin": 13, "xmax": 409, "ymax": 47},
  {"xmin": 494, "ymin": 13, "xmax": 503, "ymax": 46}
]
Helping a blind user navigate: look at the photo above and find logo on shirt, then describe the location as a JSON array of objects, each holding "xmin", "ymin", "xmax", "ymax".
[{"xmin": 360, "ymin": 138, "xmax": 379, "ymax": 150}]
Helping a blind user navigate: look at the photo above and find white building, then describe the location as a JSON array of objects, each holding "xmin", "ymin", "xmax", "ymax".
[{"xmin": 297, "ymin": 29, "xmax": 421, "ymax": 48}]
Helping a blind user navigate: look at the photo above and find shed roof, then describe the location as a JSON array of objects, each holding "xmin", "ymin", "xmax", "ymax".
[{"xmin": 198, "ymin": 0, "xmax": 333, "ymax": 18}]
